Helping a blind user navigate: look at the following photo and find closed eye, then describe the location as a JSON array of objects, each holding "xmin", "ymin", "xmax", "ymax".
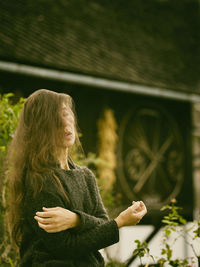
[{"xmin": 62, "ymin": 112, "xmax": 70, "ymax": 117}]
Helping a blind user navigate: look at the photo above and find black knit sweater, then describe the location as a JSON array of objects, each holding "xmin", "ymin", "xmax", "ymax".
[{"xmin": 19, "ymin": 163, "xmax": 119, "ymax": 267}]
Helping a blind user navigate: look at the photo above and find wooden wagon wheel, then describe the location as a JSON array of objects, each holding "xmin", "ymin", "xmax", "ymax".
[{"xmin": 117, "ymin": 105, "xmax": 184, "ymax": 209}]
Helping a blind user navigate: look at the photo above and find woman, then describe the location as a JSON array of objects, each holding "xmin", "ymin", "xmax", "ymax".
[{"xmin": 5, "ymin": 89, "xmax": 147, "ymax": 266}]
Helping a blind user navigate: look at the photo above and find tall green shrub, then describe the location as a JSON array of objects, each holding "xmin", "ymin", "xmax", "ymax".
[{"xmin": 0, "ymin": 93, "xmax": 25, "ymax": 266}]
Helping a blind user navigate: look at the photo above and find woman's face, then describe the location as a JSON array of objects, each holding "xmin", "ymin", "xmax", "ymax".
[{"xmin": 60, "ymin": 103, "xmax": 76, "ymax": 148}]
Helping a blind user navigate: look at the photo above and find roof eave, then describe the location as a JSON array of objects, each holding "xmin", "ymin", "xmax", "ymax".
[{"xmin": 0, "ymin": 60, "xmax": 199, "ymax": 102}]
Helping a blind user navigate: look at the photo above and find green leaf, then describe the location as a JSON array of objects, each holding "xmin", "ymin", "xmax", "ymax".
[
  {"xmin": 162, "ymin": 219, "xmax": 172, "ymax": 225},
  {"xmin": 8, "ymin": 258, "xmax": 15, "ymax": 267},
  {"xmin": 160, "ymin": 204, "xmax": 171, "ymax": 211},
  {"xmin": 193, "ymin": 227, "xmax": 200, "ymax": 237},
  {"xmin": 165, "ymin": 228, "xmax": 171, "ymax": 237},
  {"xmin": 161, "ymin": 249, "xmax": 166, "ymax": 255},
  {"xmin": 0, "ymin": 146, "xmax": 6, "ymax": 152},
  {"xmin": 134, "ymin": 240, "xmax": 141, "ymax": 246},
  {"xmin": 166, "ymin": 244, "xmax": 170, "ymax": 249}
]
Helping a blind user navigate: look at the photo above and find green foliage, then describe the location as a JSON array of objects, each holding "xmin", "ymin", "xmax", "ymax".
[
  {"xmin": 132, "ymin": 240, "xmax": 154, "ymax": 266},
  {"xmin": 0, "ymin": 93, "xmax": 25, "ymax": 267},
  {"xmin": 133, "ymin": 240, "xmax": 150, "ymax": 258},
  {"xmin": 8, "ymin": 258, "xmax": 15, "ymax": 267},
  {"xmin": 193, "ymin": 219, "xmax": 200, "ymax": 239},
  {"xmin": 132, "ymin": 199, "xmax": 199, "ymax": 266},
  {"xmin": 161, "ymin": 198, "xmax": 187, "ymax": 227},
  {"xmin": 0, "ymin": 93, "xmax": 25, "ymax": 158}
]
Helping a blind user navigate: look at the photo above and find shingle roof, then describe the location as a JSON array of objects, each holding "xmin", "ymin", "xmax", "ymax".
[{"xmin": 0, "ymin": 0, "xmax": 199, "ymax": 93}]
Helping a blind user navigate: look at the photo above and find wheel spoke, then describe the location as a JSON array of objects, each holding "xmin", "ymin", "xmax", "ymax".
[{"xmin": 134, "ymin": 135, "xmax": 173, "ymax": 192}]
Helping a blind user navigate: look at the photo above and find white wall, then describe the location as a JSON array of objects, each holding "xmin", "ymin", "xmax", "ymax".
[{"xmin": 101, "ymin": 224, "xmax": 200, "ymax": 266}]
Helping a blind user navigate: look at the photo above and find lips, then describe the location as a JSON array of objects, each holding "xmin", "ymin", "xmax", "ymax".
[{"xmin": 65, "ymin": 131, "xmax": 72, "ymax": 137}]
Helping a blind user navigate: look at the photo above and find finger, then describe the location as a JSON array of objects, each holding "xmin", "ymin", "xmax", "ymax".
[
  {"xmin": 135, "ymin": 216, "xmax": 141, "ymax": 224},
  {"xmin": 46, "ymin": 229, "xmax": 58, "ymax": 233},
  {"xmin": 138, "ymin": 201, "xmax": 145, "ymax": 212},
  {"xmin": 34, "ymin": 216, "xmax": 52, "ymax": 224},
  {"xmin": 132, "ymin": 201, "xmax": 140, "ymax": 210},
  {"xmin": 38, "ymin": 222, "xmax": 60, "ymax": 233},
  {"xmin": 35, "ymin": 211, "xmax": 55, "ymax": 218},
  {"xmin": 139, "ymin": 201, "xmax": 145, "ymax": 208},
  {"xmin": 138, "ymin": 209, "xmax": 147, "ymax": 218},
  {"xmin": 135, "ymin": 201, "xmax": 143, "ymax": 210},
  {"xmin": 135, "ymin": 201, "xmax": 146, "ymax": 213},
  {"xmin": 42, "ymin": 207, "xmax": 59, "ymax": 211},
  {"xmin": 38, "ymin": 221, "xmax": 54, "ymax": 230},
  {"xmin": 132, "ymin": 201, "xmax": 140, "ymax": 205},
  {"xmin": 139, "ymin": 202, "xmax": 147, "ymax": 213},
  {"xmin": 37, "ymin": 221, "xmax": 52, "ymax": 231},
  {"xmin": 45, "ymin": 227, "xmax": 63, "ymax": 233}
]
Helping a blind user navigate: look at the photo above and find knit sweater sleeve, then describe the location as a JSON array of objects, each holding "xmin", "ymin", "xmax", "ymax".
[
  {"xmin": 24, "ymin": 174, "xmax": 119, "ymax": 258},
  {"xmin": 72, "ymin": 167, "xmax": 110, "ymax": 232}
]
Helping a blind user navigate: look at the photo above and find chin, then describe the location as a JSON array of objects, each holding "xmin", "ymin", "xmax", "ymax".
[{"xmin": 65, "ymin": 139, "xmax": 75, "ymax": 148}]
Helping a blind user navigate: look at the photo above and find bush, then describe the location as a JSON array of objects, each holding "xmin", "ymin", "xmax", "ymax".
[
  {"xmin": 132, "ymin": 199, "xmax": 200, "ymax": 267},
  {"xmin": 0, "ymin": 93, "xmax": 25, "ymax": 266}
]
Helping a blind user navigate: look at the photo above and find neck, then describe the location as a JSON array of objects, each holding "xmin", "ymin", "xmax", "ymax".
[
  {"xmin": 58, "ymin": 148, "xmax": 70, "ymax": 170},
  {"xmin": 60, "ymin": 161, "xmax": 70, "ymax": 170}
]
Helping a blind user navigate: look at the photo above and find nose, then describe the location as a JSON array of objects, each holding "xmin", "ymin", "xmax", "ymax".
[
  {"xmin": 64, "ymin": 124, "xmax": 73, "ymax": 132},
  {"xmin": 62, "ymin": 115, "xmax": 74, "ymax": 130},
  {"xmin": 64, "ymin": 126, "xmax": 70, "ymax": 131}
]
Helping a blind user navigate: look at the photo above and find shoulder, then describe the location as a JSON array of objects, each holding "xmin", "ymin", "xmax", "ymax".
[
  {"xmin": 72, "ymin": 163, "xmax": 97, "ymax": 183},
  {"xmin": 25, "ymin": 169, "xmax": 62, "ymax": 195},
  {"xmin": 69, "ymin": 158, "xmax": 95, "ymax": 178},
  {"xmin": 71, "ymin": 163, "xmax": 94, "ymax": 176},
  {"xmin": 80, "ymin": 166, "xmax": 99, "ymax": 190},
  {"xmin": 78, "ymin": 166, "xmax": 95, "ymax": 178}
]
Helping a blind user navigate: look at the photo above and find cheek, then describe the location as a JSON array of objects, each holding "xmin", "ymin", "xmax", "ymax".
[
  {"xmin": 72, "ymin": 129, "xmax": 76, "ymax": 142},
  {"xmin": 67, "ymin": 128, "xmax": 76, "ymax": 145},
  {"xmin": 67, "ymin": 135, "xmax": 76, "ymax": 148},
  {"xmin": 72, "ymin": 126, "xmax": 76, "ymax": 135}
]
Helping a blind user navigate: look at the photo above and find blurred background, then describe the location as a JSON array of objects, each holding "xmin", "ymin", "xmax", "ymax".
[{"xmin": 0, "ymin": 0, "xmax": 200, "ymax": 266}]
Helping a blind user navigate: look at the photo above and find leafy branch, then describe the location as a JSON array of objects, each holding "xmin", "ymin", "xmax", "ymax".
[{"xmin": 132, "ymin": 199, "xmax": 199, "ymax": 266}]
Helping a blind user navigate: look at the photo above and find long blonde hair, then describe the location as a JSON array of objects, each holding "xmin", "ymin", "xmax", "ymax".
[{"xmin": 4, "ymin": 89, "xmax": 81, "ymax": 249}]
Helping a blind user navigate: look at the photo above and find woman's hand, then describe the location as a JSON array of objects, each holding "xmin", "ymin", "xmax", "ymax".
[
  {"xmin": 114, "ymin": 201, "xmax": 147, "ymax": 228},
  {"xmin": 34, "ymin": 207, "xmax": 80, "ymax": 233}
]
